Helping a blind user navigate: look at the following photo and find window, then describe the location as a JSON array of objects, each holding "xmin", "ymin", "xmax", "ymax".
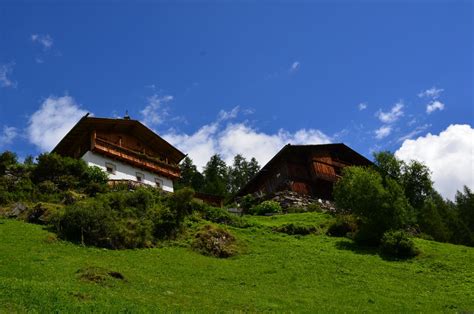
[
  {"xmin": 155, "ymin": 178, "xmax": 163, "ymax": 188},
  {"xmin": 136, "ymin": 172, "xmax": 144, "ymax": 182},
  {"xmin": 105, "ymin": 162, "xmax": 116, "ymax": 174}
]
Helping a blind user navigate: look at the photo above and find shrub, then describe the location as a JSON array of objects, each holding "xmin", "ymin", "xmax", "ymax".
[
  {"xmin": 380, "ymin": 230, "xmax": 419, "ymax": 259},
  {"xmin": 32, "ymin": 153, "xmax": 108, "ymax": 194},
  {"xmin": 59, "ymin": 198, "xmax": 122, "ymax": 248},
  {"xmin": 249, "ymin": 200, "xmax": 282, "ymax": 215},
  {"xmin": 62, "ymin": 190, "xmax": 86, "ymax": 205},
  {"xmin": 307, "ymin": 203, "xmax": 323, "ymax": 213},
  {"xmin": 38, "ymin": 180, "xmax": 58, "ymax": 195},
  {"xmin": 152, "ymin": 206, "xmax": 183, "ymax": 240},
  {"xmin": 239, "ymin": 194, "xmax": 259, "ymax": 212},
  {"xmin": 167, "ymin": 187, "xmax": 197, "ymax": 220},
  {"xmin": 334, "ymin": 166, "xmax": 412, "ymax": 245},
  {"xmin": 60, "ymin": 188, "xmax": 198, "ymax": 246},
  {"xmin": 286, "ymin": 206, "xmax": 307, "ymax": 214},
  {"xmin": 199, "ymin": 205, "xmax": 248, "ymax": 227},
  {"xmin": 273, "ymin": 223, "xmax": 318, "ymax": 235},
  {"xmin": 26, "ymin": 203, "xmax": 64, "ymax": 225},
  {"xmin": 192, "ymin": 225, "xmax": 237, "ymax": 258},
  {"xmin": 327, "ymin": 215, "xmax": 358, "ymax": 237}
]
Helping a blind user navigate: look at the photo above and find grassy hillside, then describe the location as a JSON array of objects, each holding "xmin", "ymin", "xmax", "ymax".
[{"xmin": 1, "ymin": 213, "xmax": 473, "ymax": 312}]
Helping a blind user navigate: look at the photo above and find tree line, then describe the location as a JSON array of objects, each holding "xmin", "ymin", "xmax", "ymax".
[
  {"xmin": 334, "ymin": 151, "xmax": 474, "ymax": 247},
  {"xmin": 174, "ymin": 154, "xmax": 260, "ymax": 199}
]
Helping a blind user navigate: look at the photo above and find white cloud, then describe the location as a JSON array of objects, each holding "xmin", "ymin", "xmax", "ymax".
[
  {"xmin": 426, "ymin": 100, "xmax": 445, "ymax": 114},
  {"xmin": 31, "ymin": 34, "xmax": 53, "ymax": 50},
  {"xmin": 0, "ymin": 63, "xmax": 17, "ymax": 88},
  {"xmin": 358, "ymin": 102, "xmax": 367, "ymax": 111},
  {"xmin": 397, "ymin": 124, "xmax": 431, "ymax": 142},
  {"xmin": 27, "ymin": 95, "xmax": 89, "ymax": 151},
  {"xmin": 395, "ymin": 124, "xmax": 474, "ymax": 200},
  {"xmin": 418, "ymin": 87, "xmax": 443, "ymax": 99},
  {"xmin": 140, "ymin": 94, "xmax": 173, "ymax": 126},
  {"xmin": 218, "ymin": 106, "xmax": 240, "ymax": 121},
  {"xmin": 290, "ymin": 61, "xmax": 300, "ymax": 73},
  {"xmin": 376, "ymin": 102, "xmax": 404, "ymax": 123},
  {"xmin": 374, "ymin": 125, "xmax": 392, "ymax": 139},
  {"xmin": 0, "ymin": 126, "xmax": 18, "ymax": 147},
  {"xmin": 163, "ymin": 118, "xmax": 331, "ymax": 171}
]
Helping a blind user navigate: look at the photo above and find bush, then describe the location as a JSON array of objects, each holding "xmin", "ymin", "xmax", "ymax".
[
  {"xmin": 38, "ymin": 180, "xmax": 58, "ymax": 194},
  {"xmin": 26, "ymin": 202, "xmax": 64, "ymax": 226},
  {"xmin": 192, "ymin": 225, "xmax": 237, "ymax": 258},
  {"xmin": 334, "ymin": 166, "xmax": 412, "ymax": 245},
  {"xmin": 307, "ymin": 203, "xmax": 323, "ymax": 213},
  {"xmin": 380, "ymin": 230, "xmax": 419, "ymax": 259},
  {"xmin": 239, "ymin": 194, "xmax": 259, "ymax": 212},
  {"xmin": 59, "ymin": 198, "xmax": 122, "ymax": 248},
  {"xmin": 199, "ymin": 205, "xmax": 248, "ymax": 227},
  {"xmin": 32, "ymin": 153, "xmax": 108, "ymax": 194},
  {"xmin": 167, "ymin": 188, "xmax": 197, "ymax": 220},
  {"xmin": 57, "ymin": 188, "xmax": 199, "ymax": 248},
  {"xmin": 273, "ymin": 223, "xmax": 318, "ymax": 235},
  {"xmin": 249, "ymin": 200, "xmax": 282, "ymax": 215},
  {"xmin": 327, "ymin": 215, "xmax": 358, "ymax": 237}
]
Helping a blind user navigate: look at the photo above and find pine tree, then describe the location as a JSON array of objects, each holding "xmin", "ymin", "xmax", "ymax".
[
  {"xmin": 176, "ymin": 157, "xmax": 204, "ymax": 192},
  {"xmin": 202, "ymin": 154, "xmax": 229, "ymax": 197}
]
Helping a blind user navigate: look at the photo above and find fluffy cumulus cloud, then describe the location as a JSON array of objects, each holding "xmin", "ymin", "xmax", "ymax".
[
  {"xmin": 140, "ymin": 94, "xmax": 173, "ymax": 126},
  {"xmin": 31, "ymin": 34, "xmax": 53, "ymax": 50},
  {"xmin": 27, "ymin": 95, "xmax": 89, "ymax": 151},
  {"xmin": 163, "ymin": 111, "xmax": 331, "ymax": 170},
  {"xmin": 374, "ymin": 125, "xmax": 392, "ymax": 139},
  {"xmin": 376, "ymin": 102, "xmax": 404, "ymax": 124},
  {"xmin": 0, "ymin": 63, "xmax": 17, "ymax": 88},
  {"xmin": 0, "ymin": 126, "xmax": 18, "ymax": 147},
  {"xmin": 426, "ymin": 100, "xmax": 445, "ymax": 114},
  {"xmin": 395, "ymin": 124, "xmax": 474, "ymax": 200}
]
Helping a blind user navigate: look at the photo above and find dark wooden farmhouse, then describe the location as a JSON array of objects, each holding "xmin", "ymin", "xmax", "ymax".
[
  {"xmin": 52, "ymin": 114, "xmax": 186, "ymax": 192},
  {"xmin": 237, "ymin": 143, "xmax": 373, "ymax": 200}
]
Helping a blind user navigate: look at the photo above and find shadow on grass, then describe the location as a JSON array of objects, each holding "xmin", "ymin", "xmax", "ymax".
[
  {"xmin": 335, "ymin": 240, "xmax": 416, "ymax": 262},
  {"xmin": 335, "ymin": 240, "xmax": 379, "ymax": 256}
]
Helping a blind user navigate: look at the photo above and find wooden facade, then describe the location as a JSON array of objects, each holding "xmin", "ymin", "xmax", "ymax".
[
  {"xmin": 237, "ymin": 144, "xmax": 373, "ymax": 200},
  {"xmin": 52, "ymin": 115, "xmax": 185, "ymax": 181}
]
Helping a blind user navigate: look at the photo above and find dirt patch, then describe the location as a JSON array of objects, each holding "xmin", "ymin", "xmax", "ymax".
[{"xmin": 76, "ymin": 266, "xmax": 126, "ymax": 285}]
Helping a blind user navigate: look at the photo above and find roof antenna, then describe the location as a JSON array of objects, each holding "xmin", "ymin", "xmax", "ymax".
[{"xmin": 124, "ymin": 110, "xmax": 131, "ymax": 120}]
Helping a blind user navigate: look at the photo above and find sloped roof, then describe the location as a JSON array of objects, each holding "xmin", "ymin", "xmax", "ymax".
[
  {"xmin": 51, "ymin": 115, "xmax": 186, "ymax": 164},
  {"xmin": 237, "ymin": 143, "xmax": 373, "ymax": 196}
]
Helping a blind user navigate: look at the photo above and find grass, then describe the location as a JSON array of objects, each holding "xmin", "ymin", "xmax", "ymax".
[{"xmin": 0, "ymin": 213, "xmax": 473, "ymax": 312}]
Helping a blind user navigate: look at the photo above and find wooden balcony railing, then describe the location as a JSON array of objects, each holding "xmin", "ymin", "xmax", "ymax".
[{"xmin": 93, "ymin": 138, "xmax": 180, "ymax": 179}]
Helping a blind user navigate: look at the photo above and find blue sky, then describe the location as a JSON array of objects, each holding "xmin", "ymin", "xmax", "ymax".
[{"xmin": 0, "ymin": 1, "xmax": 473, "ymax": 199}]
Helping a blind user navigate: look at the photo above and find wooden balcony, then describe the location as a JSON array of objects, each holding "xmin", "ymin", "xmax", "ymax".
[
  {"xmin": 312, "ymin": 172, "xmax": 340, "ymax": 182},
  {"xmin": 92, "ymin": 138, "xmax": 180, "ymax": 179}
]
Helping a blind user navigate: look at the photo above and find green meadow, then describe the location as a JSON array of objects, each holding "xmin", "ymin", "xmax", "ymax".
[{"xmin": 1, "ymin": 212, "xmax": 473, "ymax": 313}]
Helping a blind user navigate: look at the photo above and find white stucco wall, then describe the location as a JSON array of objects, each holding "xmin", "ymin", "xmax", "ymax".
[{"xmin": 82, "ymin": 151, "xmax": 174, "ymax": 192}]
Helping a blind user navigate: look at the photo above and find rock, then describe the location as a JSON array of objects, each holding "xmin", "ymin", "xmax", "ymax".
[
  {"xmin": 27, "ymin": 203, "xmax": 47, "ymax": 224},
  {"xmin": 238, "ymin": 189, "xmax": 347, "ymax": 215},
  {"xmin": 7, "ymin": 203, "xmax": 28, "ymax": 218}
]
